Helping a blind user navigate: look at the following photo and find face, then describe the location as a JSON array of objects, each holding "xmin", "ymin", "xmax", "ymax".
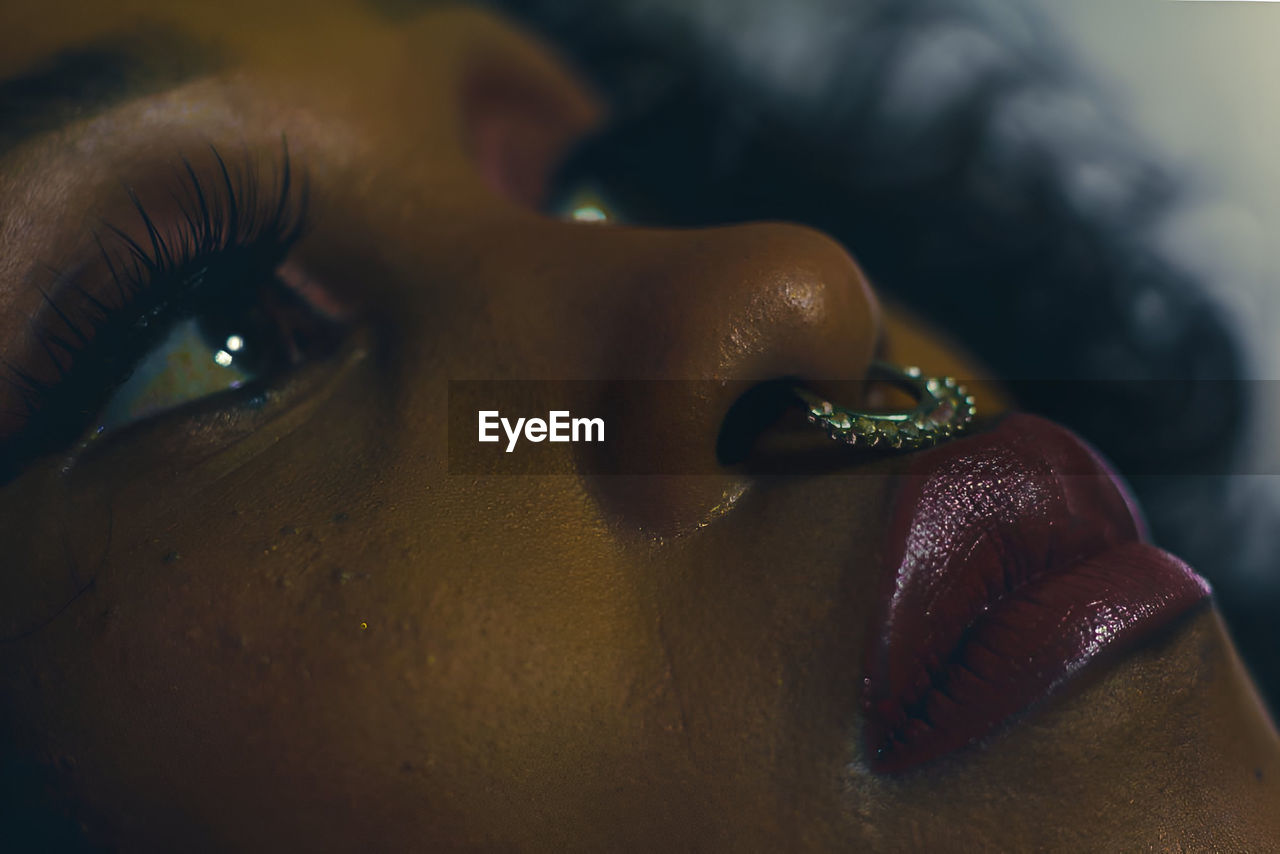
[{"xmin": 1, "ymin": 1, "xmax": 1277, "ymax": 850}]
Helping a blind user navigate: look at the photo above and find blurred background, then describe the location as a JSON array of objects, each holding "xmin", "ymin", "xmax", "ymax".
[
  {"xmin": 460, "ymin": 0, "xmax": 1280, "ymax": 709},
  {"xmin": 1029, "ymin": 2, "xmax": 1280, "ymax": 706}
]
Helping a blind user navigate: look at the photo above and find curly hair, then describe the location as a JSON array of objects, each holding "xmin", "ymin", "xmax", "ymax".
[{"xmin": 482, "ymin": 0, "xmax": 1278, "ymax": 706}]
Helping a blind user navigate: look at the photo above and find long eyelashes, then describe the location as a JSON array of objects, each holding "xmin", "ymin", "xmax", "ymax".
[{"xmin": 0, "ymin": 140, "xmax": 310, "ymax": 481}]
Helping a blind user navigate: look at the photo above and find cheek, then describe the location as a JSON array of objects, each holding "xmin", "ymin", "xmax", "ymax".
[{"xmin": 4, "ymin": 429, "xmax": 673, "ymax": 846}]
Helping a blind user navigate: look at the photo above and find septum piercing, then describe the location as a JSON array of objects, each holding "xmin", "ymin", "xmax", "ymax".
[{"xmin": 794, "ymin": 361, "xmax": 976, "ymax": 450}]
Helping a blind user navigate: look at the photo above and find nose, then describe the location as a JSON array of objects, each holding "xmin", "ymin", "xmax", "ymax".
[
  {"xmin": 577, "ymin": 220, "xmax": 881, "ymax": 535},
  {"xmin": 357, "ymin": 9, "xmax": 881, "ymax": 535},
  {"xmin": 605, "ymin": 221, "xmax": 878, "ymax": 383}
]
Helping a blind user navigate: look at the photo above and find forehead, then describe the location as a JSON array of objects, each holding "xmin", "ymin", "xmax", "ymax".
[
  {"xmin": 0, "ymin": 0, "xmax": 486, "ymax": 161},
  {"xmin": 0, "ymin": 0, "xmax": 396, "ymax": 80}
]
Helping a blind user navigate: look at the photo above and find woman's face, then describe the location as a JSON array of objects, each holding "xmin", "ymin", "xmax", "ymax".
[{"xmin": 1, "ymin": 1, "xmax": 1277, "ymax": 850}]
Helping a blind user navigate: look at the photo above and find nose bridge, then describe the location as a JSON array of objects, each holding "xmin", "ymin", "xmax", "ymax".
[
  {"xmin": 464, "ymin": 218, "xmax": 880, "ymax": 380},
  {"xmin": 604, "ymin": 222, "xmax": 879, "ymax": 384}
]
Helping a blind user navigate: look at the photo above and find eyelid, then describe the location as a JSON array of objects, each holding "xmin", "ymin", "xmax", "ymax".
[
  {"xmin": 461, "ymin": 56, "xmax": 605, "ymax": 209},
  {"xmin": 0, "ymin": 142, "xmax": 310, "ymax": 480},
  {"xmin": 0, "ymin": 78, "xmax": 273, "ymax": 316}
]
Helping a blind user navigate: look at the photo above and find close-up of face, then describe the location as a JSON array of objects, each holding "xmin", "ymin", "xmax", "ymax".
[{"xmin": 1, "ymin": 0, "xmax": 1278, "ymax": 850}]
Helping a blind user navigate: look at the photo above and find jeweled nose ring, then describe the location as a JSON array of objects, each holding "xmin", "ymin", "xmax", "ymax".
[{"xmin": 794, "ymin": 361, "xmax": 976, "ymax": 450}]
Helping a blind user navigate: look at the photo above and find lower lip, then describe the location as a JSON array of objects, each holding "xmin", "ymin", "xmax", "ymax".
[{"xmin": 864, "ymin": 413, "xmax": 1210, "ymax": 774}]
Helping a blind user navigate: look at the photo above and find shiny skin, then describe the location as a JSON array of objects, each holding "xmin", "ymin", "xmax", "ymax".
[{"xmin": 0, "ymin": 2, "xmax": 1276, "ymax": 850}]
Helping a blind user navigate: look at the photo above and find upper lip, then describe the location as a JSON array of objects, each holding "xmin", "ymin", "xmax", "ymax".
[{"xmin": 863, "ymin": 412, "xmax": 1211, "ymax": 773}]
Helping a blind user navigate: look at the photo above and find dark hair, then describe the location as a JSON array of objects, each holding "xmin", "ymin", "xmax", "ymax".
[{"xmin": 486, "ymin": 0, "xmax": 1279, "ymax": 708}]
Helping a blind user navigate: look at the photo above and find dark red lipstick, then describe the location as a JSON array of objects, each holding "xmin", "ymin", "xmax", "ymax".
[{"xmin": 864, "ymin": 412, "xmax": 1210, "ymax": 773}]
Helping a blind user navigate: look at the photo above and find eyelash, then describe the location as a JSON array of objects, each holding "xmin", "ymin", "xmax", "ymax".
[{"xmin": 1, "ymin": 141, "xmax": 312, "ymax": 481}]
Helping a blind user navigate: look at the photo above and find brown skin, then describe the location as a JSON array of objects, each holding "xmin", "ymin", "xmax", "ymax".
[{"xmin": 0, "ymin": 2, "xmax": 1276, "ymax": 850}]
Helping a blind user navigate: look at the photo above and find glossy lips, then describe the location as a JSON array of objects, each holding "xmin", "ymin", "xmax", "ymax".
[{"xmin": 864, "ymin": 413, "xmax": 1211, "ymax": 773}]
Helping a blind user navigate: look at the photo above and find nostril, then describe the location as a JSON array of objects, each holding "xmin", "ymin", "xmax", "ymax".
[
  {"xmin": 715, "ymin": 378, "xmax": 805, "ymax": 466},
  {"xmin": 578, "ymin": 221, "xmax": 879, "ymax": 533}
]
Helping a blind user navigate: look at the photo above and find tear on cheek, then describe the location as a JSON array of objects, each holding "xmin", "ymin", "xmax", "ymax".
[{"xmin": 461, "ymin": 70, "xmax": 602, "ymax": 209}]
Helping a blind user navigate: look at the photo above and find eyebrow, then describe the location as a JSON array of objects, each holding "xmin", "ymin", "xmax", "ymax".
[{"xmin": 0, "ymin": 25, "xmax": 223, "ymax": 158}]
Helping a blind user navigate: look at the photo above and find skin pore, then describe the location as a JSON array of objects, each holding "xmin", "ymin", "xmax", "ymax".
[{"xmin": 0, "ymin": 1, "xmax": 1277, "ymax": 850}]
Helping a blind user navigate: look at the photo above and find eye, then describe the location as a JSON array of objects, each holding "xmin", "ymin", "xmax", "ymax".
[
  {"xmin": 550, "ymin": 181, "xmax": 620, "ymax": 224},
  {"xmin": 93, "ymin": 268, "xmax": 343, "ymax": 434},
  {"xmin": 0, "ymin": 144, "xmax": 343, "ymax": 481}
]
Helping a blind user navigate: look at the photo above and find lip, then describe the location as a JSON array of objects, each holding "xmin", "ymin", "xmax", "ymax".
[{"xmin": 864, "ymin": 412, "xmax": 1211, "ymax": 773}]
